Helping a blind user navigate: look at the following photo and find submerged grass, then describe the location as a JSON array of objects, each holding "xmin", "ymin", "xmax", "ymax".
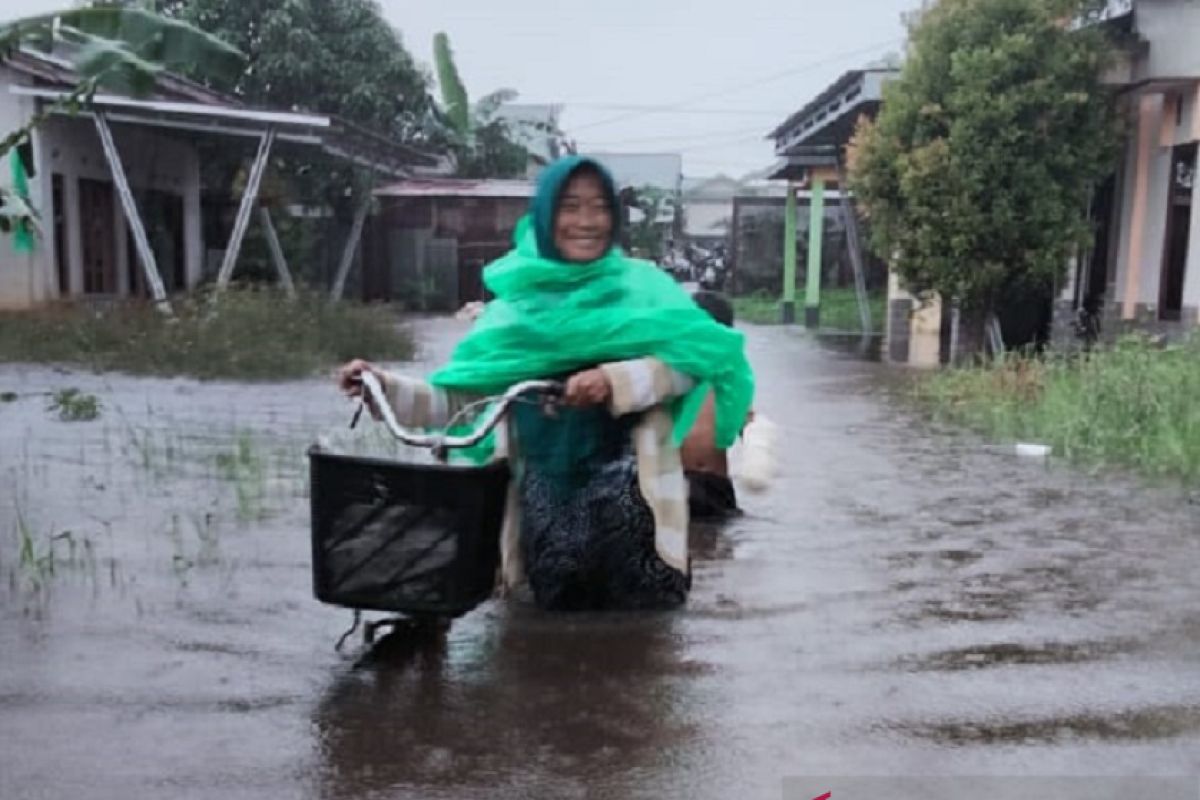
[
  {"xmin": 733, "ymin": 288, "xmax": 886, "ymax": 332},
  {"xmin": 915, "ymin": 334, "xmax": 1200, "ymax": 484},
  {"xmin": 0, "ymin": 286, "xmax": 413, "ymax": 380}
]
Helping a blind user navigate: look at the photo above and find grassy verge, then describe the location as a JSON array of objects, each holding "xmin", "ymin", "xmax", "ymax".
[
  {"xmin": 0, "ymin": 286, "xmax": 414, "ymax": 380},
  {"xmin": 733, "ymin": 288, "xmax": 886, "ymax": 332},
  {"xmin": 915, "ymin": 335, "xmax": 1200, "ymax": 483}
]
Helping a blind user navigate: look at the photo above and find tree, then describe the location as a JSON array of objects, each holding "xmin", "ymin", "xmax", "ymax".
[
  {"xmin": 157, "ymin": 0, "xmax": 435, "ymax": 216},
  {"xmin": 0, "ymin": 6, "xmax": 244, "ymax": 239},
  {"xmin": 848, "ymin": 0, "xmax": 1119, "ymax": 318},
  {"xmin": 430, "ymin": 32, "xmax": 539, "ymax": 179},
  {"xmin": 624, "ymin": 186, "xmax": 677, "ymax": 261}
]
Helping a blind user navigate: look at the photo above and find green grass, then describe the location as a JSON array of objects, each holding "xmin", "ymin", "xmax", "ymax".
[
  {"xmin": 0, "ymin": 286, "xmax": 414, "ymax": 380},
  {"xmin": 47, "ymin": 388, "xmax": 101, "ymax": 421},
  {"xmin": 915, "ymin": 334, "xmax": 1200, "ymax": 484},
  {"xmin": 733, "ymin": 288, "xmax": 885, "ymax": 332}
]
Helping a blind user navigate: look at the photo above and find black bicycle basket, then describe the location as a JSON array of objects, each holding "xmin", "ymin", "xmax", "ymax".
[{"xmin": 308, "ymin": 448, "xmax": 511, "ymax": 617}]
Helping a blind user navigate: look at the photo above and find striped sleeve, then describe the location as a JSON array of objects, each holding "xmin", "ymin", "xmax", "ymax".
[
  {"xmin": 599, "ymin": 357, "xmax": 696, "ymax": 416},
  {"xmin": 379, "ymin": 373, "xmax": 477, "ymax": 428}
]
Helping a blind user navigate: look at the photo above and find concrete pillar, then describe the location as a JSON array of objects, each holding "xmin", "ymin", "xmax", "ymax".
[{"xmin": 805, "ymin": 177, "xmax": 825, "ymax": 329}]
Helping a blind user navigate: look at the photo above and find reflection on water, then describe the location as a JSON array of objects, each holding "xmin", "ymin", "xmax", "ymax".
[{"xmin": 313, "ymin": 606, "xmax": 693, "ymax": 799}]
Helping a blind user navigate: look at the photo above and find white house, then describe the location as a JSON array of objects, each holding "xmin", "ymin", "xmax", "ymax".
[{"xmin": 0, "ymin": 49, "xmax": 430, "ymax": 310}]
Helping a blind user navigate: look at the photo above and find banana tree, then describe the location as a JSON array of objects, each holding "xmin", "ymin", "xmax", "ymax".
[
  {"xmin": 0, "ymin": 5, "xmax": 244, "ymax": 241},
  {"xmin": 431, "ymin": 31, "xmax": 570, "ymax": 178}
]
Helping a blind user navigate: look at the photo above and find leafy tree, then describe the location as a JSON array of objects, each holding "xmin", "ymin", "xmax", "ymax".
[
  {"xmin": 154, "ymin": 0, "xmax": 436, "ymax": 219},
  {"xmin": 848, "ymin": 0, "xmax": 1120, "ymax": 315},
  {"xmin": 430, "ymin": 31, "xmax": 546, "ymax": 179},
  {"xmin": 624, "ymin": 185, "xmax": 677, "ymax": 261}
]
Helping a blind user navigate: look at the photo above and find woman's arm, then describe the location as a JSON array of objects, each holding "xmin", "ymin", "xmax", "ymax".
[
  {"xmin": 597, "ymin": 357, "xmax": 696, "ymax": 415},
  {"xmin": 337, "ymin": 359, "xmax": 470, "ymax": 428}
]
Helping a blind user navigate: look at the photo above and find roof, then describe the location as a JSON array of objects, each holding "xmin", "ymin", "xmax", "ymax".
[
  {"xmin": 7, "ymin": 48, "xmax": 239, "ymax": 106},
  {"xmin": 5, "ymin": 51, "xmax": 436, "ymax": 175},
  {"xmin": 767, "ymin": 68, "xmax": 899, "ymax": 150},
  {"xmin": 375, "ymin": 178, "xmax": 536, "ymax": 199}
]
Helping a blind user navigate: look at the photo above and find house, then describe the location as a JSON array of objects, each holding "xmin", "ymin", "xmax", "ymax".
[
  {"xmin": 681, "ymin": 174, "xmax": 779, "ymax": 249},
  {"xmin": 765, "ymin": 66, "xmax": 898, "ymax": 328},
  {"xmin": 365, "ymin": 178, "xmax": 534, "ymax": 310},
  {"xmin": 0, "ymin": 48, "xmax": 431, "ymax": 311},
  {"xmin": 1054, "ymin": 0, "xmax": 1200, "ymax": 342},
  {"xmin": 494, "ymin": 103, "xmax": 564, "ymax": 177}
]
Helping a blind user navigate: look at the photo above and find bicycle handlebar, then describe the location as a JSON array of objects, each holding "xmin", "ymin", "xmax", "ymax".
[{"xmin": 358, "ymin": 371, "xmax": 562, "ymax": 451}]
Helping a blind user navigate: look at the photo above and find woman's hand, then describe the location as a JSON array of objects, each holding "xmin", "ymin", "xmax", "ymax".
[
  {"xmin": 336, "ymin": 359, "xmax": 385, "ymax": 419},
  {"xmin": 563, "ymin": 368, "xmax": 612, "ymax": 407}
]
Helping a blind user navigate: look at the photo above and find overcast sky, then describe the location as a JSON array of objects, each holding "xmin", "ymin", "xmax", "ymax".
[{"xmin": 7, "ymin": 0, "xmax": 917, "ymax": 177}]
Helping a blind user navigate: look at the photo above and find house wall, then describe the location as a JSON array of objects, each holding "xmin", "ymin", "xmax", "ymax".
[
  {"xmin": 1104, "ymin": 3, "xmax": 1200, "ymax": 331},
  {"xmin": 1132, "ymin": 0, "xmax": 1200, "ymax": 81},
  {"xmin": 0, "ymin": 67, "xmax": 52, "ymax": 309},
  {"xmin": 38, "ymin": 115, "xmax": 202, "ymax": 299}
]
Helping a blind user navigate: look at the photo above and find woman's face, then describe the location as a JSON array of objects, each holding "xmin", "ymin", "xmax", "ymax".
[{"xmin": 554, "ymin": 171, "xmax": 613, "ymax": 263}]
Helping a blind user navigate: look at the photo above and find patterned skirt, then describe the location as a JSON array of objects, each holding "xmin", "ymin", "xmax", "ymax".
[{"xmin": 513, "ymin": 404, "xmax": 689, "ymax": 612}]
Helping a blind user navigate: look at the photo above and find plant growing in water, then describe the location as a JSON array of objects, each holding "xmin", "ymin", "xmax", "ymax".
[{"xmin": 47, "ymin": 388, "xmax": 101, "ymax": 421}]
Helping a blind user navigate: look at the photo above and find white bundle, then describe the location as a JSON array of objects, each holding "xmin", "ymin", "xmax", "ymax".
[{"xmin": 730, "ymin": 414, "xmax": 778, "ymax": 494}]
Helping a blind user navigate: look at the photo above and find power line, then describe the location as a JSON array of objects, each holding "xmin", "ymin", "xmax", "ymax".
[{"xmin": 568, "ymin": 38, "xmax": 902, "ymax": 133}]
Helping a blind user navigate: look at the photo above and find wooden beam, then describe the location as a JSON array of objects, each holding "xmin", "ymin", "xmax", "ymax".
[
  {"xmin": 782, "ymin": 182, "xmax": 798, "ymax": 323},
  {"xmin": 93, "ymin": 111, "xmax": 171, "ymax": 313},
  {"xmin": 259, "ymin": 207, "xmax": 296, "ymax": 297},
  {"xmin": 835, "ymin": 158, "xmax": 872, "ymax": 334},
  {"xmin": 329, "ymin": 191, "xmax": 372, "ymax": 302},
  {"xmin": 216, "ymin": 127, "xmax": 276, "ymax": 290}
]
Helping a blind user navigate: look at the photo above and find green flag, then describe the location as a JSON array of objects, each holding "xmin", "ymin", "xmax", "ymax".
[{"xmin": 9, "ymin": 150, "xmax": 36, "ymax": 254}]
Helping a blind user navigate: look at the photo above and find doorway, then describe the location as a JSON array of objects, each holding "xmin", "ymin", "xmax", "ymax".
[
  {"xmin": 1159, "ymin": 143, "xmax": 1195, "ymax": 321},
  {"xmin": 79, "ymin": 178, "xmax": 117, "ymax": 295}
]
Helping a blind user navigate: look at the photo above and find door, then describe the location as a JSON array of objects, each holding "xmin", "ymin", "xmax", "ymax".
[
  {"xmin": 52, "ymin": 174, "xmax": 69, "ymax": 296},
  {"xmin": 1159, "ymin": 143, "xmax": 1195, "ymax": 321},
  {"xmin": 79, "ymin": 178, "xmax": 117, "ymax": 295},
  {"xmin": 127, "ymin": 190, "xmax": 185, "ymax": 297}
]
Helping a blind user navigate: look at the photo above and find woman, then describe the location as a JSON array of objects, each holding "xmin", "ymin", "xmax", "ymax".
[{"xmin": 339, "ymin": 156, "xmax": 753, "ymax": 611}]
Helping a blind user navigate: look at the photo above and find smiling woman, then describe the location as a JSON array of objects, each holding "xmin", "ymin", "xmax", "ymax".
[{"xmin": 337, "ymin": 154, "xmax": 756, "ymax": 613}]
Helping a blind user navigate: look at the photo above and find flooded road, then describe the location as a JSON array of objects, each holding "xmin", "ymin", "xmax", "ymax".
[{"xmin": 2, "ymin": 318, "xmax": 1198, "ymax": 799}]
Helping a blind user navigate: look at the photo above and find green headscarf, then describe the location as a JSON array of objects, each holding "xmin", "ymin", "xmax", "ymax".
[{"xmin": 429, "ymin": 156, "xmax": 754, "ymax": 452}]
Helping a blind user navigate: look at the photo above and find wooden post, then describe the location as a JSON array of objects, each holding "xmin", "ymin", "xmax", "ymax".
[
  {"xmin": 782, "ymin": 182, "xmax": 798, "ymax": 323},
  {"xmin": 259, "ymin": 207, "xmax": 296, "ymax": 297},
  {"xmin": 93, "ymin": 111, "xmax": 171, "ymax": 314},
  {"xmin": 805, "ymin": 177, "xmax": 825, "ymax": 329},
  {"xmin": 329, "ymin": 190, "xmax": 372, "ymax": 302},
  {"xmin": 216, "ymin": 127, "xmax": 276, "ymax": 290}
]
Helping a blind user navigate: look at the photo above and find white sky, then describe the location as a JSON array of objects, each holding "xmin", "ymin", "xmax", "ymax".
[{"xmin": 5, "ymin": 0, "xmax": 918, "ymax": 178}]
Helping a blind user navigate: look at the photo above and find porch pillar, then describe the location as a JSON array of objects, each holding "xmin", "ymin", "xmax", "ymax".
[
  {"xmin": 216, "ymin": 127, "xmax": 276, "ymax": 290},
  {"xmin": 805, "ymin": 177, "xmax": 825, "ymax": 329},
  {"xmin": 1121, "ymin": 94, "xmax": 1160, "ymax": 320},
  {"xmin": 93, "ymin": 111, "xmax": 171, "ymax": 313},
  {"xmin": 782, "ymin": 182, "xmax": 797, "ymax": 323}
]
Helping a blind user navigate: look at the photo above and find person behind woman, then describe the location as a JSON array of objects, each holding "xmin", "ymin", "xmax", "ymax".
[{"xmin": 338, "ymin": 156, "xmax": 754, "ymax": 612}]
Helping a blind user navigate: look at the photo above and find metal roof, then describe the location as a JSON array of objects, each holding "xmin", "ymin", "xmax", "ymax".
[
  {"xmin": 767, "ymin": 68, "xmax": 898, "ymax": 152},
  {"xmin": 8, "ymin": 85, "xmax": 435, "ymax": 176}
]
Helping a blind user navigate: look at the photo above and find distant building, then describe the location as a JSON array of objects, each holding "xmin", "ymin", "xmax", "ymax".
[{"xmin": 366, "ymin": 178, "xmax": 534, "ymax": 310}]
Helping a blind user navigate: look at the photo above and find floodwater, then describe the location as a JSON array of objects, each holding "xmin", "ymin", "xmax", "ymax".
[{"xmin": 1, "ymin": 318, "xmax": 1198, "ymax": 800}]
